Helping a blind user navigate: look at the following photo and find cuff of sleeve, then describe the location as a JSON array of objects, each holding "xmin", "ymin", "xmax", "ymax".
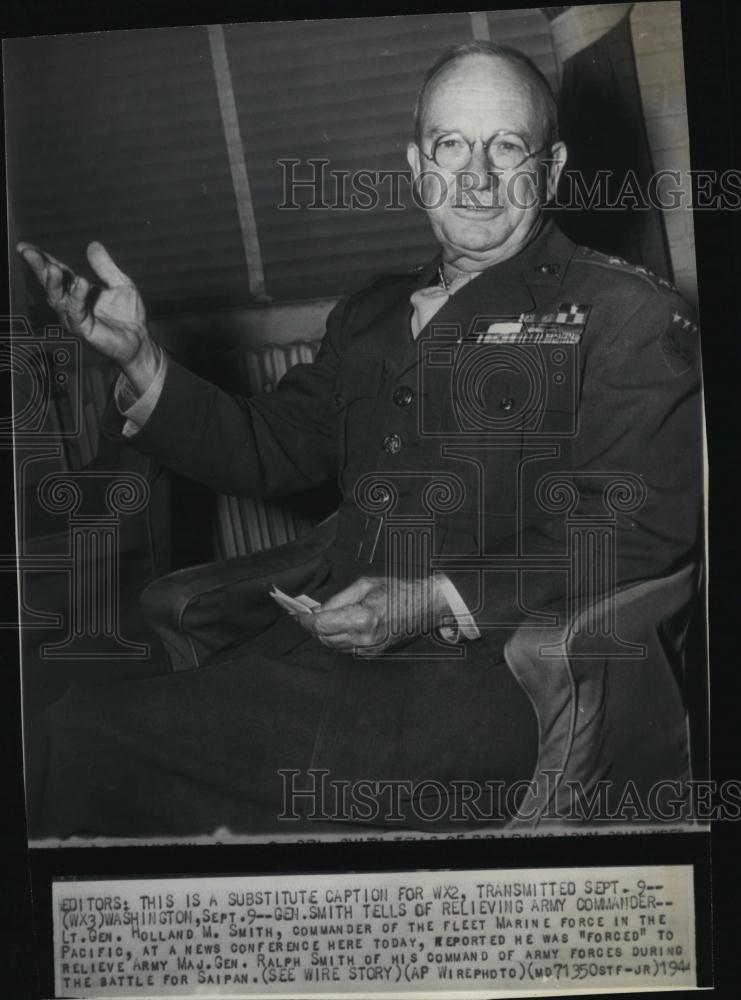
[
  {"xmin": 114, "ymin": 346, "xmax": 168, "ymax": 438},
  {"xmin": 434, "ymin": 572, "xmax": 481, "ymax": 643}
]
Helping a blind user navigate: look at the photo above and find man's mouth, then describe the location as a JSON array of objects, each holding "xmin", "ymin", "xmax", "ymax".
[{"xmin": 452, "ymin": 198, "xmax": 502, "ymax": 212}]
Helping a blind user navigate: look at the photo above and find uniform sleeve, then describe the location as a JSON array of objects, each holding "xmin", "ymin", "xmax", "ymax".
[
  {"xmin": 101, "ymin": 298, "xmax": 349, "ymax": 499},
  {"xmin": 445, "ymin": 287, "xmax": 704, "ymax": 629}
]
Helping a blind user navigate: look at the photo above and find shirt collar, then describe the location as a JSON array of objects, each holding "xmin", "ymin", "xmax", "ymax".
[{"xmin": 414, "ymin": 218, "xmax": 576, "ymax": 292}]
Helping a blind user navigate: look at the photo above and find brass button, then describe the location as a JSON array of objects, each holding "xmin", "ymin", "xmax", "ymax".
[
  {"xmin": 382, "ymin": 433, "xmax": 402, "ymax": 455},
  {"xmin": 393, "ymin": 385, "xmax": 414, "ymax": 407}
]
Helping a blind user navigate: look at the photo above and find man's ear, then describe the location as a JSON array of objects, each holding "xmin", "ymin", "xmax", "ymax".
[
  {"xmin": 407, "ymin": 141, "xmax": 422, "ymax": 181},
  {"xmin": 545, "ymin": 141, "xmax": 567, "ymax": 203}
]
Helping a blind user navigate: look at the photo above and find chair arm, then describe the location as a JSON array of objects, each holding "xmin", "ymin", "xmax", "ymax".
[
  {"xmin": 503, "ymin": 561, "xmax": 700, "ymax": 828},
  {"xmin": 141, "ymin": 513, "xmax": 337, "ymax": 671}
]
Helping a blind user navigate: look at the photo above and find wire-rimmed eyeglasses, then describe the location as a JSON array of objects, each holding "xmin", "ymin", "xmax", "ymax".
[{"xmin": 421, "ymin": 130, "xmax": 550, "ymax": 173}]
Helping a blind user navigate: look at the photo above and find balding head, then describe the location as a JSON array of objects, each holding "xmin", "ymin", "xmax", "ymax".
[{"xmin": 414, "ymin": 41, "xmax": 559, "ymax": 150}]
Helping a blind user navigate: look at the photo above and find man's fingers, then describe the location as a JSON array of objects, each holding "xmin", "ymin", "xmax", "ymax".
[
  {"xmin": 318, "ymin": 633, "xmax": 356, "ymax": 651},
  {"xmin": 320, "ymin": 577, "xmax": 376, "ymax": 612},
  {"xmin": 18, "ymin": 241, "xmax": 74, "ymax": 274},
  {"xmin": 87, "ymin": 241, "xmax": 131, "ymax": 287},
  {"xmin": 294, "ymin": 610, "xmax": 347, "ymax": 641},
  {"xmin": 67, "ymin": 275, "xmax": 91, "ymax": 326},
  {"xmin": 317, "ymin": 631, "xmax": 382, "ymax": 654},
  {"xmin": 44, "ymin": 262, "xmax": 66, "ymax": 302},
  {"xmin": 69, "ymin": 274, "xmax": 90, "ymax": 303},
  {"xmin": 304, "ymin": 603, "xmax": 371, "ymax": 637},
  {"xmin": 17, "ymin": 243, "xmax": 76, "ymax": 291},
  {"xmin": 17, "ymin": 243, "xmax": 48, "ymax": 281},
  {"xmin": 295, "ymin": 603, "xmax": 386, "ymax": 654}
]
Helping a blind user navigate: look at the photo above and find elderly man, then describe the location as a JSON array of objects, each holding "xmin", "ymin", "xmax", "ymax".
[{"xmin": 21, "ymin": 41, "xmax": 702, "ymax": 837}]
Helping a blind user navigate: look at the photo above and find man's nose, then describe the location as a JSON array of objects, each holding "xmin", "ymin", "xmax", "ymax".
[{"xmin": 466, "ymin": 143, "xmax": 497, "ymax": 189}]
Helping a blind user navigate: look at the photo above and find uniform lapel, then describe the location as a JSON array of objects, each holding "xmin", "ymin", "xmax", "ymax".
[{"xmin": 348, "ymin": 257, "xmax": 439, "ymax": 374}]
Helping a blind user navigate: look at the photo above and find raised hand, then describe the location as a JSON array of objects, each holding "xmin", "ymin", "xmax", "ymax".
[
  {"xmin": 296, "ymin": 575, "xmax": 449, "ymax": 655},
  {"xmin": 17, "ymin": 241, "xmax": 159, "ymax": 392}
]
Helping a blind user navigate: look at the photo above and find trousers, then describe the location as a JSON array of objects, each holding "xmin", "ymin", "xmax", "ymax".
[{"xmin": 28, "ymin": 620, "xmax": 538, "ymax": 839}]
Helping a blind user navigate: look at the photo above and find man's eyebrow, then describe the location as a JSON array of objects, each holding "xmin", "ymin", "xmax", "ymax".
[{"xmin": 425, "ymin": 124, "xmax": 536, "ymax": 143}]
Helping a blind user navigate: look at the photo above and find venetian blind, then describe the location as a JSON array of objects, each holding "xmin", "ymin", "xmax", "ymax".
[
  {"xmin": 4, "ymin": 27, "xmax": 247, "ymax": 315},
  {"xmin": 6, "ymin": 12, "xmax": 560, "ymax": 311},
  {"xmin": 487, "ymin": 8, "xmax": 560, "ymax": 95},
  {"xmin": 225, "ymin": 13, "xmax": 474, "ymax": 301}
]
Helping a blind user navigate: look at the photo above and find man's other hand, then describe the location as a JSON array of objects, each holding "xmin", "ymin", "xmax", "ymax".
[
  {"xmin": 296, "ymin": 575, "xmax": 448, "ymax": 655},
  {"xmin": 17, "ymin": 241, "xmax": 158, "ymax": 394}
]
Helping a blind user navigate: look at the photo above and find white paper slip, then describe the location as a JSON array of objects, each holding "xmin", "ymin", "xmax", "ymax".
[{"xmin": 269, "ymin": 586, "xmax": 321, "ymax": 614}]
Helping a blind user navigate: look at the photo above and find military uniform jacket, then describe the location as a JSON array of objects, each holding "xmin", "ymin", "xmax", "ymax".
[
  {"xmin": 114, "ymin": 219, "xmax": 701, "ymax": 606},
  {"xmin": 104, "ymin": 220, "xmax": 703, "ymax": 791}
]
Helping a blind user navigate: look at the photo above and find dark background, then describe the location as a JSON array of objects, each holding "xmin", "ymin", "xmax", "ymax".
[{"xmin": 1, "ymin": 0, "xmax": 739, "ymax": 997}]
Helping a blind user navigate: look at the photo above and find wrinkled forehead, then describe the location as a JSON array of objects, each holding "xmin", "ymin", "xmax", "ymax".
[{"xmin": 420, "ymin": 54, "xmax": 547, "ymax": 143}]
